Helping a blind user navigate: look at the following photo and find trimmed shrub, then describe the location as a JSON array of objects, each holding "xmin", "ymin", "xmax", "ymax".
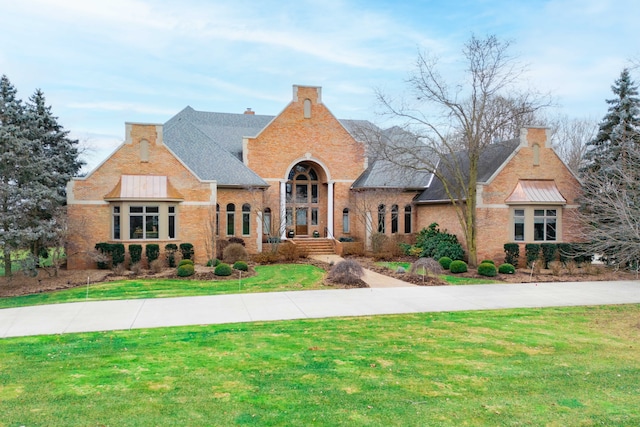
[
  {"xmin": 233, "ymin": 260, "xmax": 249, "ymax": 271},
  {"xmin": 178, "ymin": 259, "xmax": 194, "ymax": 267},
  {"xmin": 206, "ymin": 258, "xmax": 220, "ymax": 267},
  {"xmin": 449, "ymin": 260, "xmax": 468, "ymax": 274},
  {"xmin": 111, "ymin": 243, "xmax": 125, "ymax": 266},
  {"xmin": 525, "ymin": 243, "xmax": 540, "ymax": 267},
  {"xmin": 478, "ymin": 262, "xmax": 497, "ymax": 277},
  {"xmin": 165, "ymin": 243, "xmax": 178, "ymax": 268},
  {"xmin": 503, "ymin": 243, "xmax": 520, "ymax": 267},
  {"xmin": 223, "ymin": 243, "xmax": 248, "ymax": 264},
  {"xmin": 327, "ymin": 260, "xmax": 365, "ymax": 286},
  {"xmin": 480, "ymin": 259, "xmax": 495, "ymax": 265},
  {"xmin": 129, "ymin": 244, "xmax": 142, "ymax": 265},
  {"xmin": 557, "ymin": 243, "xmax": 573, "ymax": 265},
  {"xmin": 146, "ymin": 244, "xmax": 160, "ymax": 263},
  {"xmin": 541, "ymin": 243, "xmax": 557, "ymax": 268},
  {"xmin": 498, "ymin": 263, "xmax": 516, "ymax": 274},
  {"xmin": 177, "ymin": 264, "xmax": 195, "ymax": 277},
  {"xmin": 94, "ymin": 243, "xmax": 111, "ymax": 269},
  {"xmin": 214, "ymin": 263, "xmax": 233, "ymax": 276},
  {"xmin": 438, "ymin": 256, "xmax": 453, "ymax": 270},
  {"xmin": 179, "ymin": 243, "xmax": 194, "ymax": 260},
  {"xmin": 251, "ymin": 251, "xmax": 281, "ymax": 264}
]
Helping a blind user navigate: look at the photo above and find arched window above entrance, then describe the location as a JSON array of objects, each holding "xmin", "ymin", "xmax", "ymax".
[{"xmin": 286, "ymin": 163, "xmax": 320, "ymax": 236}]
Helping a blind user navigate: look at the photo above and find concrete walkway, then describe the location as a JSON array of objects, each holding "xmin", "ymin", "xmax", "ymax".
[
  {"xmin": 311, "ymin": 254, "xmax": 414, "ymax": 288},
  {"xmin": 1, "ymin": 280, "xmax": 638, "ymax": 338}
]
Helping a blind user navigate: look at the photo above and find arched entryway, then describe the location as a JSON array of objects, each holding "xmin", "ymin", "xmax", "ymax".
[{"xmin": 281, "ymin": 160, "xmax": 333, "ymax": 238}]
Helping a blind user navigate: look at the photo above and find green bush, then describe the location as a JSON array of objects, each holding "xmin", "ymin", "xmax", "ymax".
[
  {"xmin": 525, "ymin": 244, "xmax": 540, "ymax": 267},
  {"xmin": 438, "ymin": 256, "xmax": 453, "ymax": 270},
  {"xmin": 206, "ymin": 259, "xmax": 220, "ymax": 267},
  {"xmin": 165, "ymin": 243, "xmax": 178, "ymax": 268},
  {"xmin": 146, "ymin": 244, "xmax": 160, "ymax": 263},
  {"xmin": 504, "ymin": 243, "xmax": 520, "ymax": 267},
  {"xmin": 541, "ymin": 243, "xmax": 557, "ymax": 268},
  {"xmin": 214, "ymin": 263, "xmax": 233, "ymax": 276},
  {"xmin": 177, "ymin": 264, "xmax": 195, "ymax": 277},
  {"xmin": 179, "ymin": 243, "xmax": 194, "ymax": 260},
  {"xmin": 498, "ymin": 263, "xmax": 516, "ymax": 274},
  {"xmin": 178, "ymin": 259, "xmax": 194, "ymax": 267},
  {"xmin": 449, "ymin": 260, "xmax": 468, "ymax": 274},
  {"xmin": 129, "ymin": 244, "xmax": 142, "ymax": 265},
  {"xmin": 480, "ymin": 259, "xmax": 495, "ymax": 265},
  {"xmin": 416, "ymin": 223, "xmax": 465, "ymax": 260},
  {"xmin": 233, "ymin": 261, "xmax": 249, "ymax": 271},
  {"xmin": 111, "ymin": 243, "xmax": 125, "ymax": 266},
  {"xmin": 557, "ymin": 243, "xmax": 572, "ymax": 265},
  {"xmin": 478, "ymin": 262, "xmax": 497, "ymax": 277},
  {"xmin": 94, "ymin": 243, "xmax": 111, "ymax": 269}
]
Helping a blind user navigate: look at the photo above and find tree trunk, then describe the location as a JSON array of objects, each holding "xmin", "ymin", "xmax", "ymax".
[{"xmin": 3, "ymin": 247, "xmax": 11, "ymax": 278}]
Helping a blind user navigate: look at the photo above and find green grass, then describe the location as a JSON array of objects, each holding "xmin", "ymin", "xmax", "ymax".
[
  {"xmin": 378, "ymin": 261, "xmax": 502, "ymax": 285},
  {"xmin": 0, "ymin": 264, "xmax": 327, "ymax": 309},
  {"xmin": 0, "ymin": 305, "xmax": 638, "ymax": 425}
]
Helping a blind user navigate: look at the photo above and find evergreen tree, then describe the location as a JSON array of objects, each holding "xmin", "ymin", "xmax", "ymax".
[
  {"xmin": 0, "ymin": 75, "xmax": 83, "ymax": 277},
  {"xmin": 582, "ymin": 68, "xmax": 640, "ymax": 174}
]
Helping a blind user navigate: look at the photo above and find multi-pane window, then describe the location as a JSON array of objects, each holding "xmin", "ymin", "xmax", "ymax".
[
  {"xmin": 227, "ymin": 204, "xmax": 235, "ymax": 236},
  {"xmin": 404, "ymin": 205, "xmax": 412, "ymax": 234},
  {"xmin": 377, "ymin": 204, "xmax": 386, "ymax": 233},
  {"xmin": 242, "ymin": 204, "xmax": 251, "ymax": 235},
  {"xmin": 113, "ymin": 206, "xmax": 121, "ymax": 239},
  {"xmin": 391, "ymin": 205, "xmax": 399, "ymax": 234},
  {"xmin": 343, "ymin": 208, "xmax": 350, "ymax": 233},
  {"xmin": 263, "ymin": 208, "xmax": 272, "ymax": 235},
  {"xmin": 311, "ymin": 208, "xmax": 318, "ymax": 226},
  {"xmin": 129, "ymin": 206, "xmax": 159, "ymax": 239},
  {"xmin": 534, "ymin": 209, "xmax": 557, "ymax": 241},
  {"xmin": 514, "ymin": 209, "xmax": 525, "ymax": 241},
  {"xmin": 216, "ymin": 204, "xmax": 220, "ymax": 236},
  {"xmin": 168, "ymin": 206, "xmax": 176, "ymax": 239}
]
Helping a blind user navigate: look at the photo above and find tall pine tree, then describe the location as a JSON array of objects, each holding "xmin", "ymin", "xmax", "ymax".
[
  {"xmin": 582, "ymin": 68, "xmax": 640, "ymax": 174},
  {"xmin": 0, "ymin": 75, "xmax": 83, "ymax": 277}
]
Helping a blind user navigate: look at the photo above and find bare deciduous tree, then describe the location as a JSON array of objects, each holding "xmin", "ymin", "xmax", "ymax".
[
  {"xmin": 547, "ymin": 115, "xmax": 597, "ymax": 175},
  {"xmin": 375, "ymin": 35, "xmax": 551, "ymax": 265}
]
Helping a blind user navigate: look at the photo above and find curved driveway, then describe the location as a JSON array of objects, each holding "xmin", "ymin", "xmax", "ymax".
[{"xmin": 1, "ymin": 280, "xmax": 639, "ymax": 338}]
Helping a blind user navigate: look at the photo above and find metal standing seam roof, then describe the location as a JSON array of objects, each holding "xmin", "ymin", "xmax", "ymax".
[
  {"xmin": 104, "ymin": 175, "xmax": 183, "ymax": 200},
  {"xmin": 505, "ymin": 180, "xmax": 566, "ymax": 204}
]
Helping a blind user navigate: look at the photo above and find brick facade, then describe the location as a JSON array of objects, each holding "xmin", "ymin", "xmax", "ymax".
[{"xmin": 66, "ymin": 87, "xmax": 582, "ymax": 269}]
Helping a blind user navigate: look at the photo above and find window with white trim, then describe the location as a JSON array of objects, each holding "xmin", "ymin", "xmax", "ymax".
[
  {"xmin": 129, "ymin": 206, "xmax": 159, "ymax": 239},
  {"xmin": 511, "ymin": 207, "xmax": 561, "ymax": 242},
  {"xmin": 534, "ymin": 209, "xmax": 557, "ymax": 241},
  {"xmin": 227, "ymin": 204, "xmax": 235, "ymax": 236},
  {"xmin": 342, "ymin": 208, "xmax": 350, "ymax": 233},
  {"xmin": 113, "ymin": 206, "xmax": 121, "ymax": 240},
  {"xmin": 242, "ymin": 203, "xmax": 251, "ymax": 235}
]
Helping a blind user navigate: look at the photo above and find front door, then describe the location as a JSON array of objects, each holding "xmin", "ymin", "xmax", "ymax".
[{"xmin": 296, "ymin": 207, "xmax": 308, "ymax": 236}]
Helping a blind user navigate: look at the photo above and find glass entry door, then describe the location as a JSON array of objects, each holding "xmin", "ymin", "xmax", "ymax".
[{"xmin": 296, "ymin": 207, "xmax": 308, "ymax": 236}]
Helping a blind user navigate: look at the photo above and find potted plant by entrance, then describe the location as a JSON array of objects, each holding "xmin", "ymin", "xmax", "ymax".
[
  {"xmin": 312, "ymin": 230, "xmax": 320, "ymax": 238},
  {"xmin": 287, "ymin": 229, "xmax": 295, "ymax": 238}
]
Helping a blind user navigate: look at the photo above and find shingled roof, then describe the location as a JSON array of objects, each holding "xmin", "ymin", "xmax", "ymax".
[{"xmin": 415, "ymin": 138, "xmax": 520, "ymax": 203}]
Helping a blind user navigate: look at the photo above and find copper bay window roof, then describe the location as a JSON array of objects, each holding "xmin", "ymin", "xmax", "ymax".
[
  {"xmin": 104, "ymin": 175, "xmax": 183, "ymax": 201},
  {"xmin": 505, "ymin": 180, "xmax": 566, "ymax": 204}
]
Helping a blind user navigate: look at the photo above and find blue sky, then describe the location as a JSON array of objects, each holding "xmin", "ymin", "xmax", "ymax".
[{"xmin": 1, "ymin": 0, "xmax": 638, "ymax": 171}]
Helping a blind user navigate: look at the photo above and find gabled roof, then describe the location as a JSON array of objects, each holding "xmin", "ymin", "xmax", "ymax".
[
  {"xmin": 415, "ymin": 139, "xmax": 520, "ymax": 203},
  {"xmin": 163, "ymin": 106, "xmax": 383, "ymax": 187},
  {"xmin": 352, "ymin": 126, "xmax": 437, "ymax": 190}
]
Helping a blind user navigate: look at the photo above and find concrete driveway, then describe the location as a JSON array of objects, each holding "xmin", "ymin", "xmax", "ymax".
[{"xmin": 1, "ymin": 280, "xmax": 638, "ymax": 338}]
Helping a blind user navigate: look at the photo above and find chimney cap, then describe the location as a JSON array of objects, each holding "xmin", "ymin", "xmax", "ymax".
[{"xmin": 244, "ymin": 108, "xmax": 255, "ymax": 115}]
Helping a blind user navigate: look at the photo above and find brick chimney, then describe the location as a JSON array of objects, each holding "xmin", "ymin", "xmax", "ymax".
[{"xmin": 244, "ymin": 108, "xmax": 255, "ymax": 115}]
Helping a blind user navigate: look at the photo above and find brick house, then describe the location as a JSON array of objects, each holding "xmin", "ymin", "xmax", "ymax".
[{"xmin": 66, "ymin": 85, "xmax": 581, "ymax": 268}]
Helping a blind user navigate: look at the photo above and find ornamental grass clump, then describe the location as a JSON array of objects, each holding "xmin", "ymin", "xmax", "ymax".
[
  {"xmin": 327, "ymin": 259, "xmax": 365, "ymax": 286},
  {"xmin": 410, "ymin": 257, "xmax": 443, "ymax": 276}
]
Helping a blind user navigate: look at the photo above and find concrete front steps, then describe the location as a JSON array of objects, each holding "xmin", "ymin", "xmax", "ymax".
[{"xmin": 290, "ymin": 237, "xmax": 335, "ymax": 255}]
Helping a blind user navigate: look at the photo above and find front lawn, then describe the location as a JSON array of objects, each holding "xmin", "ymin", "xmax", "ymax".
[
  {"xmin": 0, "ymin": 264, "xmax": 327, "ymax": 309},
  {"xmin": 1, "ymin": 305, "xmax": 638, "ymax": 425}
]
